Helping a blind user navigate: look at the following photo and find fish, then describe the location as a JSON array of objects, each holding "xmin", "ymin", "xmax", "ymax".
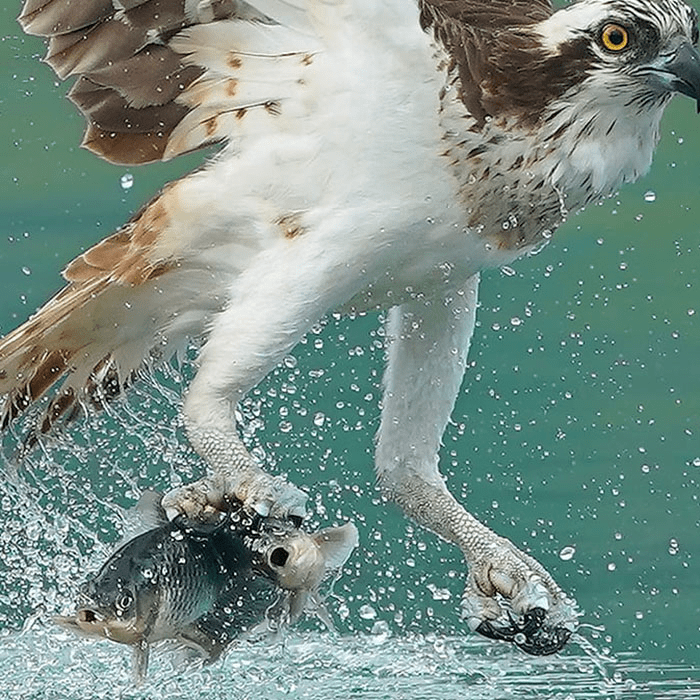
[{"xmin": 54, "ymin": 493, "xmax": 358, "ymax": 680}]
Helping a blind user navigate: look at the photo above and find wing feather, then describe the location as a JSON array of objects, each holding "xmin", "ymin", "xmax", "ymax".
[
  {"xmin": 419, "ymin": 0, "xmax": 555, "ymax": 126},
  {"xmin": 18, "ymin": 0, "xmax": 325, "ymax": 165},
  {"xmin": 4, "ymin": 0, "xmax": 434, "ymax": 433},
  {"xmin": 420, "ymin": 0, "xmax": 554, "ymax": 29}
]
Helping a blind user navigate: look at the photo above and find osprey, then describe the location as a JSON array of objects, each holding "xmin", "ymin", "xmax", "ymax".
[{"xmin": 4, "ymin": 0, "xmax": 700, "ymax": 655}]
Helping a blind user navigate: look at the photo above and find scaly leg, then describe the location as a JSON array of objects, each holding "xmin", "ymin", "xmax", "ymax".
[
  {"xmin": 375, "ymin": 274, "xmax": 578, "ymax": 654},
  {"xmin": 162, "ymin": 235, "xmax": 363, "ymax": 523}
]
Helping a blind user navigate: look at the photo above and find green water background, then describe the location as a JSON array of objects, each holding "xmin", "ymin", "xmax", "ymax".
[{"xmin": 0, "ymin": 1, "xmax": 699, "ymax": 687}]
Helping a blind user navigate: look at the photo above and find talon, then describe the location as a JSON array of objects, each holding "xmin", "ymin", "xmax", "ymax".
[
  {"xmin": 475, "ymin": 619, "xmax": 517, "ymax": 643},
  {"xmin": 515, "ymin": 621, "xmax": 573, "ymax": 656},
  {"xmin": 252, "ymin": 500, "xmax": 272, "ymax": 517},
  {"xmin": 288, "ymin": 513, "xmax": 304, "ymax": 528},
  {"xmin": 475, "ymin": 606, "xmax": 563, "ymax": 653},
  {"xmin": 518, "ymin": 607, "xmax": 546, "ymax": 636}
]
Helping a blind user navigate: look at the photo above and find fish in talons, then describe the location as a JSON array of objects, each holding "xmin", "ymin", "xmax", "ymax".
[{"xmin": 54, "ymin": 494, "xmax": 358, "ymax": 681}]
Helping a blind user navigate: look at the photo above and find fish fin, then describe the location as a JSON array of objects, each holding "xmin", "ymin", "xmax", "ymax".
[
  {"xmin": 305, "ymin": 591, "xmax": 336, "ymax": 633},
  {"xmin": 131, "ymin": 640, "xmax": 150, "ymax": 685},
  {"xmin": 135, "ymin": 490, "xmax": 168, "ymax": 529},
  {"xmin": 175, "ymin": 624, "xmax": 222, "ymax": 664},
  {"xmin": 277, "ymin": 589, "xmax": 336, "ymax": 631},
  {"xmin": 286, "ymin": 589, "xmax": 310, "ymax": 625},
  {"xmin": 312, "ymin": 522, "xmax": 359, "ymax": 572}
]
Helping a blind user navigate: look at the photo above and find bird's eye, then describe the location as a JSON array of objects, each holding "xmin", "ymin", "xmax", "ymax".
[{"xmin": 600, "ymin": 24, "xmax": 630, "ymax": 52}]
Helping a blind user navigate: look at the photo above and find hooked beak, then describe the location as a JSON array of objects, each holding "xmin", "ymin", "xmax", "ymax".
[{"xmin": 664, "ymin": 41, "xmax": 700, "ymax": 109}]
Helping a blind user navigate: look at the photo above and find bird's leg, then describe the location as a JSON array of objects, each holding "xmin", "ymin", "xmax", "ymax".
[
  {"xmin": 375, "ymin": 276, "xmax": 578, "ymax": 654},
  {"xmin": 162, "ymin": 411, "xmax": 309, "ymax": 523},
  {"xmin": 162, "ymin": 236, "xmax": 362, "ymax": 523}
]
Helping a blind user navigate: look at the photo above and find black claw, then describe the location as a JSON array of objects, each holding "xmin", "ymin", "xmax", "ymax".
[
  {"xmin": 475, "ymin": 606, "xmax": 571, "ymax": 656},
  {"xmin": 515, "ymin": 622, "xmax": 572, "ymax": 656},
  {"xmin": 288, "ymin": 514, "xmax": 304, "ymax": 528},
  {"xmin": 518, "ymin": 607, "xmax": 546, "ymax": 637},
  {"xmin": 475, "ymin": 619, "xmax": 518, "ymax": 642}
]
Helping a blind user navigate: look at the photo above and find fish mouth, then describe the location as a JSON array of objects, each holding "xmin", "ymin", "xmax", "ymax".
[
  {"xmin": 262, "ymin": 521, "xmax": 359, "ymax": 591},
  {"xmin": 54, "ymin": 609, "xmax": 143, "ymax": 645},
  {"xmin": 265, "ymin": 538, "xmax": 326, "ymax": 590}
]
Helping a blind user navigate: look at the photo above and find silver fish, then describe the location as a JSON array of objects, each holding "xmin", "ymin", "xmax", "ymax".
[{"xmin": 55, "ymin": 495, "xmax": 358, "ymax": 680}]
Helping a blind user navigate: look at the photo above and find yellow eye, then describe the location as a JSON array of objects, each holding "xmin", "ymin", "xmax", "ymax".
[{"xmin": 601, "ymin": 24, "xmax": 629, "ymax": 52}]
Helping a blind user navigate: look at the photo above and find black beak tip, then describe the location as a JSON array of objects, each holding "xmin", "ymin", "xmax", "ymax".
[{"xmin": 667, "ymin": 41, "xmax": 700, "ymax": 106}]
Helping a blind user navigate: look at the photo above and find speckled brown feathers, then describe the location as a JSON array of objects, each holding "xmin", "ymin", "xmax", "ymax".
[
  {"xmin": 420, "ymin": 0, "xmax": 595, "ymax": 127},
  {"xmin": 18, "ymin": 0, "xmax": 252, "ymax": 164},
  {"xmin": 64, "ymin": 187, "xmax": 176, "ymax": 286},
  {"xmin": 0, "ymin": 184, "xmax": 178, "ymax": 431}
]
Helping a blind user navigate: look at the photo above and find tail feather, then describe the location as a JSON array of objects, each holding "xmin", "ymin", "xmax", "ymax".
[
  {"xmin": 0, "ymin": 281, "xmax": 140, "ymax": 433},
  {"xmin": 0, "ymin": 180, "xmax": 230, "ymax": 436}
]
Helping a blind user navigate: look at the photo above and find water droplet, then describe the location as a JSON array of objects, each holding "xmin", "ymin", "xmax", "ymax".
[
  {"xmin": 120, "ymin": 173, "xmax": 134, "ymax": 190},
  {"xmin": 559, "ymin": 545, "xmax": 576, "ymax": 561},
  {"xmin": 370, "ymin": 620, "xmax": 390, "ymax": 639},
  {"xmin": 607, "ymin": 562, "xmax": 617, "ymax": 572},
  {"xmin": 313, "ymin": 412, "xmax": 325, "ymax": 427},
  {"xmin": 643, "ymin": 190, "xmax": 656, "ymax": 203},
  {"xmin": 21, "ymin": 266, "xmax": 31, "ymax": 276},
  {"xmin": 501, "ymin": 266, "xmax": 516, "ymax": 277},
  {"xmin": 427, "ymin": 584, "xmax": 452, "ymax": 601},
  {"xmin": 279, "ymin": 420, "xmax": 292, "ymax": 433},
  {"xmin": 358, "ymin": 604, "xmax": 377, "ymax": 620}
]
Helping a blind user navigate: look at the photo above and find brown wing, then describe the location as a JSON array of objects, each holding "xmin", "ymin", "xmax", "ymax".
[
  {"xmin": 18, "ymin": 0, "xmax": 276, "ymax": 164},
  {"xmin": 420, "ymin": 0, "xmax": 554, "ymax": 29},
  {"xmin": 419, "ymin": 0, "xmax": 565, "ymax": 126},
  {"xmin": 3, "ymin": 2, "xmax": 324, "ymax": 434}
]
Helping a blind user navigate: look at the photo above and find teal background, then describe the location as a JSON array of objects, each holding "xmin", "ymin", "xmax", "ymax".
[{"xmin": 1, "ymin": 2, "xmax": 699, "ymax": 697}]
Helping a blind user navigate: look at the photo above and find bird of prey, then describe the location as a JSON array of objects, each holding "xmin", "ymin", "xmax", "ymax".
[{"xmin": 4, "ymin": 0, "xmax": 699, "ymax": 655}]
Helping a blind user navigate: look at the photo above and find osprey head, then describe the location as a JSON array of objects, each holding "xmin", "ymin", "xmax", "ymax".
[{"xmin": 536, "ymin": 0, "xmax": 700, "ymax": 111}]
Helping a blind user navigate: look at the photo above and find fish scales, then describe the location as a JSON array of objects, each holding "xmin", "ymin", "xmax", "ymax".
[{"xmin": 55, "ymin": 495, "xmax": 358, "ymax": 681}]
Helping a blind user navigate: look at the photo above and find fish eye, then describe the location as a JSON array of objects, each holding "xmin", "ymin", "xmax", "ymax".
[
  {"xmin": 269, "ymin": 546, "xmax": 290, "ymax": 568},
  {"xmin": 600, "ymin": 23, "xmax": 630, "ymax": 52},
  {"xmin": 116, "ymin": 592, "xmax": 133, "ymax": 611}
]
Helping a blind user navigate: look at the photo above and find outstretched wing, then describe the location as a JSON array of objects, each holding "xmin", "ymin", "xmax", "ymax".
[
  {"xmin": 2, "ymin": 0, "xmax": 351, "ymax": 431},
  {"xmin": 19, "ymin": 0, "xmax": 323, "ymax": 164}
]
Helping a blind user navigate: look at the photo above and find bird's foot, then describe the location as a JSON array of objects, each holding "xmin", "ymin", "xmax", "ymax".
[
  {"xmin": 461, "ymin": 536, "xmax": 578, "ymax": 655},
  {"xmin": 161, "ymin": 469, "xmax": 308, "ymax": 525}
]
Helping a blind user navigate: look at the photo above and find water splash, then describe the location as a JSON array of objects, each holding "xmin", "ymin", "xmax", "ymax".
[{"xmin": 0, "ymin": 627, "xmax": 697, "ymax": 700}]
